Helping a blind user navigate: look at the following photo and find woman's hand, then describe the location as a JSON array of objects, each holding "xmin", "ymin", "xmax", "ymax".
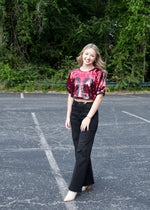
[
  {"xmin": 80, "ymin": 116, "xmax": 91, "ymax": 132},
  {"xmin": 65, "ymin": 118, "xmax": 71, "ymax": 130},
  {"xmin": 80, "ymin": 94, "xmax": 103, "ymax": 132}
]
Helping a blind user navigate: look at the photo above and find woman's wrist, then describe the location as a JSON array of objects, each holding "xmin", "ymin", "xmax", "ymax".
[{"xmin": 86, "ymin": 115, "xmax": 92, "ymax": 120}]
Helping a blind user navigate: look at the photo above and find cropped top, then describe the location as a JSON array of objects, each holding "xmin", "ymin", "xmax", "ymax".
[{"xmin": 67, "ymin": 67, "xmax": 106, "ymax": 100}]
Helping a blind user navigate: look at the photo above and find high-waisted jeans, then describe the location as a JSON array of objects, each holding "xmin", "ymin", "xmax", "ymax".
[{"xmin": 69, "ymin": 100, "xmax": 98, "ymax": 192}]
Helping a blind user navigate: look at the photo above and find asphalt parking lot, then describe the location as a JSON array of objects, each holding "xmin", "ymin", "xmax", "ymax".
[{"xmin": 0, "ymin": 93, "xmax": 150, "ymax": 210}]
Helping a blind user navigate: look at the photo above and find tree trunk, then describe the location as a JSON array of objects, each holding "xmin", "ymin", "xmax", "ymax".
[
  {"xmin": 0, "ymin": 5, "xmax": 4, "ymax": 44},
  {"xmin": 0, "ymin": 21, "xmax": 2, "ymax": 44},
  {"xmin": 143, "ymin": 43, "xmax": 146, "ymax": 83}
]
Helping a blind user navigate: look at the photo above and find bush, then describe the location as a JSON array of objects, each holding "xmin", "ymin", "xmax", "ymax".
[{"xmin": 0, "ymin": 62, "xmax": 14, "ymax": 87}]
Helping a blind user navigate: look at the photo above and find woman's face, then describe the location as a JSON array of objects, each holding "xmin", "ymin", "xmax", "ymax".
[{"xmin": 82, "ymin": 48, "xmax": 96, "ymax": 66}]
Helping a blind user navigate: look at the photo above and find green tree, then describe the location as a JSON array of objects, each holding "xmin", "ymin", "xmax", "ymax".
[
  {"xmin": 0, "ymin": 0, "xmax": 150, "ymax": 90},
  {"xmin": 109, "ymin": 0, "xmax": 150, "ymax": 88}
]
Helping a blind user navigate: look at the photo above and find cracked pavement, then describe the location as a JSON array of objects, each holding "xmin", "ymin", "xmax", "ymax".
[{"xmin": 0, "ymin": 93, "xmax": 150, "ymax": 210}]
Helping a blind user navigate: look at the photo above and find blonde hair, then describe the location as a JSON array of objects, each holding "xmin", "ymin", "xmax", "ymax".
[{"xmin": 76, "ymin": 43, "xmax": 107, "ymax": 75}]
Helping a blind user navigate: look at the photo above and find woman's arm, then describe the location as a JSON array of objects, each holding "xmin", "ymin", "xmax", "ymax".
[
  {"xmin": 87, "ymin": 94, "xmax": 103, "ymax": 119},
  {"xmin": 65, "ymin": 93, "xmax": 74, "ymax": 129},
  {"xmin": 80, "ymin": 94, "xmax": 103, "ymax": 131}
]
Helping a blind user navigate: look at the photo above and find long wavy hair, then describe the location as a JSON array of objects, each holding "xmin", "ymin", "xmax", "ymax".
[{"xmin": 76, "ymin": 43, "xmax": 107, "ymax": 75}]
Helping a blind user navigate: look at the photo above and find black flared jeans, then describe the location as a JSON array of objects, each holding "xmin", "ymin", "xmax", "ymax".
[{"xmin": 69, "ymin": 100, "xmax": 98, "ymax": 192}]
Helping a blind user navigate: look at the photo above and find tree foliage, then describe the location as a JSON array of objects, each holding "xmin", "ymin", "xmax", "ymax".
[
  {"xmin": 109, "ymin": 0, "xmax": 150, "ymax": 87},
  {"xmin": 0, "ymin": 0, "xmax": 150, "ymax": 90}
]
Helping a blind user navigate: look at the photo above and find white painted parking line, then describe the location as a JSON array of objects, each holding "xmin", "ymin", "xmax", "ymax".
[
  {"xmin": 20, "ymin": 93, "xmax": 24, "ymax": 99},
  {"xmin": 122, "ymin": 111, "xmax": 150, "ymax": 123},
  {"xmin": 31, "ymin": 112, "xmax": 77, "ymax": 210}
]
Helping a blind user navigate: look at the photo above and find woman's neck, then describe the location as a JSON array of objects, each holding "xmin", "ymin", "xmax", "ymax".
[{"xmin": 80, "ymin": 65, "xmax": 95, "ymax": 71}]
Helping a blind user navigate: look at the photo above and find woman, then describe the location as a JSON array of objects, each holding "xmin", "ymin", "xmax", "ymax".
[{"xmin": 64, "ymin": 43, "xmax": 107, "ymax": 202}]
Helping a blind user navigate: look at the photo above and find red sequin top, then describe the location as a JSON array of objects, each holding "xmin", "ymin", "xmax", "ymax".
[{"xmin": 67, "ymin": 67, "xmax": 106, "ymax": 100}]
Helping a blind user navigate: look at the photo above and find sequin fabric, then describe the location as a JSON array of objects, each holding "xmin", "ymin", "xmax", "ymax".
[{"xmin": 67, "ymin": 68, "xmax": 106, "ymax": 100}]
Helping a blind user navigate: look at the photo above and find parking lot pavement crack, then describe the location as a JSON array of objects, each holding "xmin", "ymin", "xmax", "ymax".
[
  {"xmin": 0, "ymin": 198, "xmax": 67, "ymax": 208},
  {"xmin": 0, "ymin": 198, "xmax": 47, "ymax": 208}
]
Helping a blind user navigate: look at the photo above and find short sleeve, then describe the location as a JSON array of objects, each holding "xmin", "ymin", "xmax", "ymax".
[
  {"xmin": 67, "ymin": 72, "xmax": 74, "ymax": 94},
  {"xmin": 96, "ymin": 71, "xmax": 106, "ymax": 96}
]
